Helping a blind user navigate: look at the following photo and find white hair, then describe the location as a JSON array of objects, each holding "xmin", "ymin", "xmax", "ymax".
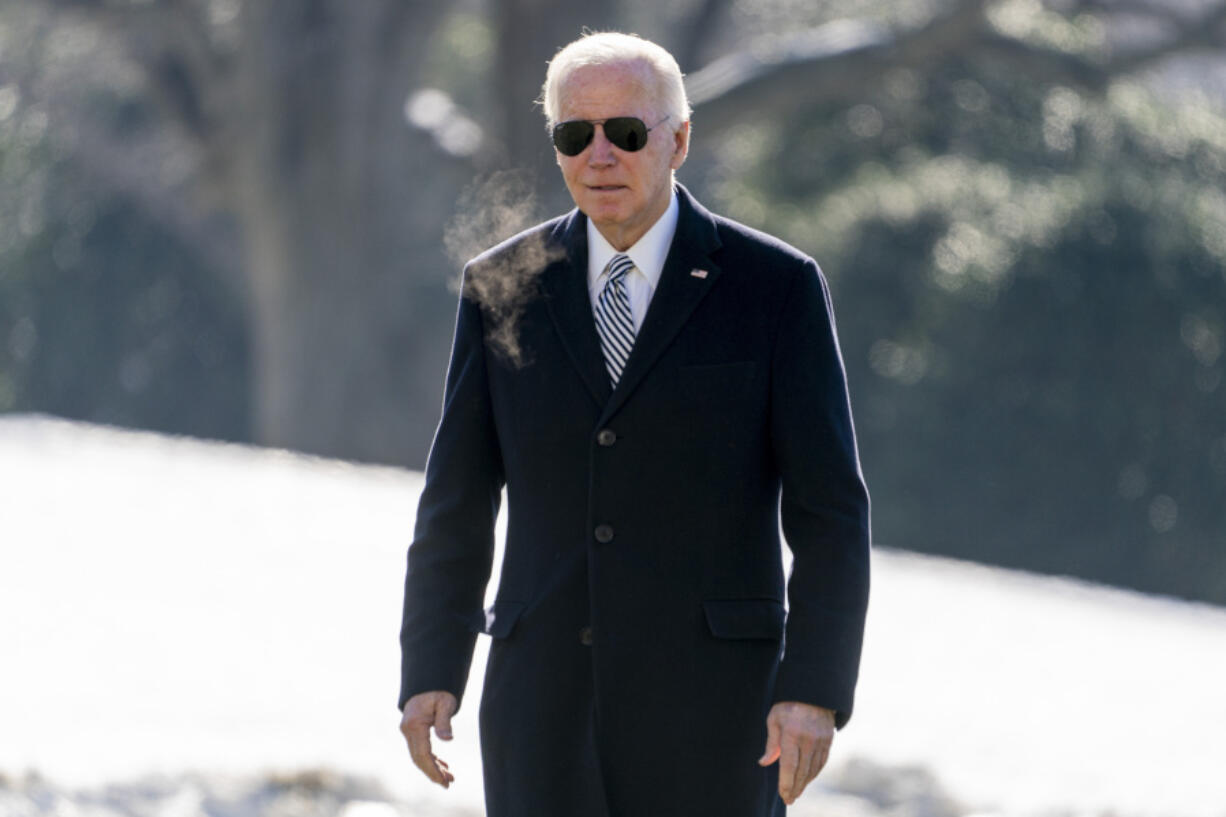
[{"xmin": 541, "ymin": 32, "xmax": 692, "ymax": 129}]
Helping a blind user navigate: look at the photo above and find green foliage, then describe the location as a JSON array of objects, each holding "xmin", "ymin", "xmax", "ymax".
[
  {"xmin": 714, "ymin": 59, "xmax": 1226, "ymax": 602},
  {"xmin": 0, "ymin": 102, "xmax": 250, "ymax": 441}
]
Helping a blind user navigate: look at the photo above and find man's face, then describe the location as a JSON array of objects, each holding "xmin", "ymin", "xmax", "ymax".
[{"xmin": 555, "ymin": 62, "xmax": 689, "ymax": 251}]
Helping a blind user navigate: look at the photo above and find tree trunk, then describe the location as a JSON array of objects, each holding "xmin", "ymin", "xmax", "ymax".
[{"xmin": 231, "ymin": 0, "xmax": 462, "ymax": 466}]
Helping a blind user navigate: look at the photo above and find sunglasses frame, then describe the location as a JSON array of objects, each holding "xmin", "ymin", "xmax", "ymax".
[{"xmin": 551, "ymin": 115, "xmax": 671, "ymax": 156}]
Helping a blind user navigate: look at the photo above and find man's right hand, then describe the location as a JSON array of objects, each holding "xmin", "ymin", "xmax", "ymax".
[{"xmin": 400, "ymin": 690, "xmax": 458, "ymax": 788}]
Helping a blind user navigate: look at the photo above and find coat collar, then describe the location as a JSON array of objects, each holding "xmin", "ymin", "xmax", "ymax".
[{"xmin": 540, "ymin": 184, "xmax": 724, "ymax": 416}]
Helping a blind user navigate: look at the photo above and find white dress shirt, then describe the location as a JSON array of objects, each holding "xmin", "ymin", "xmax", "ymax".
[{"xmin": 586, "ymin": 191, "xmax": 680, "ymax": 333}]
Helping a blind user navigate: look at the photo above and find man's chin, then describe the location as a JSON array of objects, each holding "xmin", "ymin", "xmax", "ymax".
[{"xmin": 584, "ymin": 205, "xmax": 630, "ymax": 228}]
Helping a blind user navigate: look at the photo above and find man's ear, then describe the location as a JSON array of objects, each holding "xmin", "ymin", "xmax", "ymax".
[{"xmin": 670, "ymin": 120, "xmax": 691, "ymax": 170}]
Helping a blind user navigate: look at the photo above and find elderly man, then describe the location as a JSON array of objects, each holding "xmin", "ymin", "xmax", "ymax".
[{"xmin": 398, "ymin": 31, "xmax": 870, "ymax": 817}]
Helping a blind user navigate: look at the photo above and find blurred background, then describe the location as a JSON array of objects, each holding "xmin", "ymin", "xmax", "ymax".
[
  {"xmin": 3, "ymin": 1, "xmax": 1226, "ymax": 815},
  {"xmin": 2, "ymin": 0, "xmax": 1223, "ymax": 603}
]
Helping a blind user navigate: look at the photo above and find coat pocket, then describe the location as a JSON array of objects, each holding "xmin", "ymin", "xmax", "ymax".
[
  {"xmin": 702, "ymin": 598, "xmax": 785, "ymax": 641},
  {"xmin": 468, "ymin": 600, "xmax": 526, "ymax": 638}
]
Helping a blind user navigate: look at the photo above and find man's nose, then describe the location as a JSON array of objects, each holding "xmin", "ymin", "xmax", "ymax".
[{"xmin": 587, "ymin": 124, "xmax": 616, "ymax": 165}]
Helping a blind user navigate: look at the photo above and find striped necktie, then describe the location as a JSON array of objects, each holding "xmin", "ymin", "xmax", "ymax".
[{"xmin": 594, "ymin": 253, "xmax": 637, "ymax": 386}]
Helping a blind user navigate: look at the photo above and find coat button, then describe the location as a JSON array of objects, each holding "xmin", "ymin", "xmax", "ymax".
[
  {"xmin": 596, "ymin": 428, "xmax": 617, "ymax": 446},
  {"xmin": 594, "ymin": 524, "xmax": 614, "ymax": 543},
  {"xmin": 579, "ymin": 626, "xmax": 593, "ymax": 646}
]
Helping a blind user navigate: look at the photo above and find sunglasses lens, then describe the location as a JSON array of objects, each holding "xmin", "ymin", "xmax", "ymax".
[
  {"xmin": 604, "ymin": 118, "xmax": 648, "ymax": 152},
  {"xmin": 552, "ymin": 118, "xmax": 653, "ymax": 155},
  {"xmin": 553, "ymin": 121, "xmax": 595, "ymax": 156}
]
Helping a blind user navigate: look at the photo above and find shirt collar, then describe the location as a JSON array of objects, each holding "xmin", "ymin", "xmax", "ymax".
[{"xmin": 587, "ymin": 189, "xmax": 680, "ymax": 293}]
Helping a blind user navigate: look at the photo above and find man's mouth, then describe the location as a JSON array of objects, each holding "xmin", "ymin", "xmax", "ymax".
[{"xmin": 588, "ymin": 184, "xmax": 626, "ymax": 191}]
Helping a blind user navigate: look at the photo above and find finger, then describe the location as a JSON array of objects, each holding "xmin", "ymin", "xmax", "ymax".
[
  {"xmin": 785, "ymin": 744, "xmax": 807, "ymax": 805},
  {"xmin": 404, "ymin": 715, "xmax": 449, "ymax": 787},
  {"xmin": 795, "ymin": 731, "xmax": 833, "ymax": 803},
  {"xmin": 758, "ymin": 715, "xmax": 782, "ymax": 766},
  {"xmin": 792, "ymin": 741, "xmax": 822, "ymax": 801},
  {"xmin": 790, "ymin": 741, "xmax": 814, "ymax": 803},
  {"xmin": 433, "ymin": 753, "xmax": 455, "ymax": 785},
  {"xmin": 808, "ymin": 739, "xmax": 830, "ymax": 783},
  {"xmin": 787, "ymin": 723, "xmax": 823, "ymax": 803},
  {"xmin": 776, "ymin": 740, "xmax": 800, "ymax": 804},
  {"xmin": 406, "ymin": 727, "xmax": 443, "ymax": 785}
]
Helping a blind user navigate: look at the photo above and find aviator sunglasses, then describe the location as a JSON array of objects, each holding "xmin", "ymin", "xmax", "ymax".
[{"xmin": 552, "ymin": 116, "xmax": 670, "ymax": 156}]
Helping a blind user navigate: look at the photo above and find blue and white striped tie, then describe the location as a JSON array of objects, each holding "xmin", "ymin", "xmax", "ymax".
[{"xmin": 594, "ymin": 254, "xmax": 637, "ymax": 386}]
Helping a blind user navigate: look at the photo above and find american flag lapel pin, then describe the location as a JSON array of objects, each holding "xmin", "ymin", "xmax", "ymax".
[{"xmin": 690, "ymin": 268, "xmax": 709, "ymax": 279}]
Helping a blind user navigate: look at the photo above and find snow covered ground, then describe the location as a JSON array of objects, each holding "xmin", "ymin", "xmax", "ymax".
[{"xmin": 2, "ymin": 415, "xmax": 1224, "ymax": 817}]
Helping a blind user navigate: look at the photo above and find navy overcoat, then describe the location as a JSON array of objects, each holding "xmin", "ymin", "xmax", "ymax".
[{"xmin": 399, "ymin": 186, "xmax": 870, "ymax": 817}]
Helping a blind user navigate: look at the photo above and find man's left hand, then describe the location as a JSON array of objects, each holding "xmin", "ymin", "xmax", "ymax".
[{"xmin": 757, "ymin": 701, "xmax": 835, "ymax": 805}]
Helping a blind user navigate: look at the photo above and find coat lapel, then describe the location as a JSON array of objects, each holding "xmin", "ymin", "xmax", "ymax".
[
  {"xmin": 600, "ymin": 186, "xmax": 723, "ymax": 423},
  {"xmin": 539, "ymin": 187, "xmax": 724, "ymax": 418},
  {"xmin": 540, "ymin": 210, "xmax": 614, "ymax": 407}
]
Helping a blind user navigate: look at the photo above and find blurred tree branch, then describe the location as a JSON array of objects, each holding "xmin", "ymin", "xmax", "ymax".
[
  {"xmin": 689, "ymin": 0, "xmax": 1226, "ymax": 135},
  {"xmin": 1104, "ymin": 1, "xmax": 1226, "ymax": 74},
  {"xmin": 1070, "ymin": 0, "xmax": 1212, "ymax": 24},
  {"xmin": 42, "ymin": 0, "xmax": 225, "ymax": 139},
  {"xmin": 688, "ymin": 0, "xmax": 989, "ymax": 133}
]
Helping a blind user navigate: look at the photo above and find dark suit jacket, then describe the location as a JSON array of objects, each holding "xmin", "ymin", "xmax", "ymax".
[{"xmin": 400, "ymin": 185, "xmax": 870, "ymax": 817}]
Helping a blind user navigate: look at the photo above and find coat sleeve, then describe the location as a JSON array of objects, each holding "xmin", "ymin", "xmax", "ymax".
[
  {"xmin": 769, "ymin": 258, "xmax": 871, "ymax": 729},
  {"xmin": 398, "ymin": 275, "xmax": 505, "ymax": 713}
]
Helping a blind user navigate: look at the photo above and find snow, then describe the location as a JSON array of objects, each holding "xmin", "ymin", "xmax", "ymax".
[{"xmin": 1, "ymin": 415, "xmax": 1224, "ymax": 817}]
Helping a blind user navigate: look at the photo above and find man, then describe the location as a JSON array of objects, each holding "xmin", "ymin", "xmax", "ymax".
[{"xmin": 399, "ymin": 31, "xmax": 870, "ymax": 817}]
